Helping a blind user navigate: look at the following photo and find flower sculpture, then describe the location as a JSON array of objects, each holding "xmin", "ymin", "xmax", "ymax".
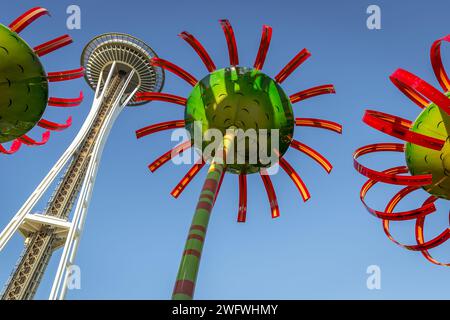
[
  {"xmin": 354, "ymin": 35, "xmax": 450, "ymax": 266},
  {"xmin": 136, "ymin": 20, "xmax": 341, "ymax": 299},
  {"xmin": 0, "ymin": 7, "xmax": 84, "ymax": 155}
]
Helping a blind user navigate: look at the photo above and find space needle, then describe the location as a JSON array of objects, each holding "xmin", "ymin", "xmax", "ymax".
[{"xmin": 0, "ymin": 33, "xmax": 164, "ymax": 300}]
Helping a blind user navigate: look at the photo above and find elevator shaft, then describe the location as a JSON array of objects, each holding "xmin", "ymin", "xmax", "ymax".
[{"xmin": 1, "ymin": 73, "xmax": 125, "ymax": 300}]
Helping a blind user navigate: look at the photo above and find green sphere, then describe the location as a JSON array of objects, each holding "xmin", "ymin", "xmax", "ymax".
[
  {"xmin": 0, "ymin": 24, "xmax": 48, "ymax": 143},
  {"xmin": 185, "ymin": 67, "xmax": 294, "ymax": 174},
  {"xmin": 405, "ymin": 93, "xmax": 450, "ymax": 199}
]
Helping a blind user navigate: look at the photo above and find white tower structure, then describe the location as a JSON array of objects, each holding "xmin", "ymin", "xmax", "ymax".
[{"xmin": 0, "ymin": 33, "xmax": 164, "ymax": 300}]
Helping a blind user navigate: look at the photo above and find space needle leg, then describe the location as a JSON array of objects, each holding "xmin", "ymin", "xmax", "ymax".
[
  {"xmin": 49, "ymin": 70, "xmax": 137, "ymax": 300},
  {"xmin": 172, "ymin": 128, "xmax": 235, "ymax": 300}
]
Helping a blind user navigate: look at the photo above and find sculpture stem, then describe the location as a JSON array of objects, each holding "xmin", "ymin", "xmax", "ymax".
[{"xmin": 172, "ymin": 128, "xmax": 235, "ymax": 300}]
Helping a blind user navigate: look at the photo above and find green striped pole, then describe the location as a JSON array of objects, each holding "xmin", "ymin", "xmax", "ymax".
[{"xmin": 172, "ymin": 128, "xmax": 235, "ymax": 300}]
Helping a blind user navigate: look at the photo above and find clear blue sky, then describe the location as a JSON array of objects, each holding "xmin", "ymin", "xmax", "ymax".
[{"xmin": 1, "ymin": 0, "xmax": 449, "ymax": 299}]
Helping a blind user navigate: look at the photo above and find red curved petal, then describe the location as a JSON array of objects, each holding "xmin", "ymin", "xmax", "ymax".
[
  {"xmin": 416, "ymin": 214, "xmax": 450, "ymax": 266},
  {"xmin": 48, "ymin": 91, "xmax": 83, "ymax": 107},
  {"xmin": 150, "ymin": 57, "xmax": 197, "ymax": 86},
  {"xmin": 295, "ymin": 118, "xmax": 342, "ymax": 134},
  {"xmin": 179, "ymin": 31, "xmax": 216, "ymax": 72},
  {"xmin": 9, "ymin": 7, "xmax": 49, "ymax": 33},
  {"xmin": 47, "ymin": 67, "xmax": 85, "ymax": 82},
  {"xmin": 390, "ymin": 68, "xmax": 450, "ymax": 114},
  {"xmin": 430, "ymin": 35, "xmax": 450, "ymax": 92},
  {"xmin": 136, "ymin": 120, "xmax": 185, "ymax": 139},
  {"xmin": 279, "ymin": 158, "xmax": 310, "ymax": 202},
  {"xmin": 390, "ymin": 70, "xmax": 430, "ymax": 109},
  {"xmin": 275, "ymin": 48, "xmax": 311, "ymax": 84},
  {"xmin": 290, "ymin": 140, "xmax": 332, "ymax": 173},
  {"xmin": 34, "ymin": 34, "xmax": 73, "ymax": 57},
  {"xmin": 290, "ymin": 85, "xmax": 336, "ymax": 104},
  {"xmin": 0, "ymin": 140, "xmax": 22, "ymax": 154},
  {"xmin": 360, "ymin": 171, "xmax": 435, "ymax": 221},
  {"xmin": 38, "ymin": 116, "xmax": 72, "ymax": 131},
  {"xmin": 379, "ymin": 187, "xmax": 441, "ymax": 246},
  {"xmin": 18, "ymin": 131, "xmax": 50, "ymax": 146},
  {"xmin": 171, "ymin": 159, "xmax": 206, "ymax": 198},
  {"xmin": 148, "ymin": 141, "xmax": 192, "ymax": 172},
  {"xmin": 253, "ymin": 25, "xmax": 272, "ymax": 70},
  {"xmin": 260, "ymin": 170, "xmax": 280, "ymax": 219},
  {"xmin": 380, "ymin": 186, "xmax": 450, "ymax": 262},
  {"xmin": 353, "ymin": 143, "xmax": 432, "ymax": 186},
  {"xmin": 219, "ymin": 19, "xmax": 239, "ymax": 66},
  {"xmin": 362, "ymin": 110, "xmax": 445, "ymax": 151},
  {"xmin": 135, "ymin": 92, "xmax": 187, "ymax": 106}
]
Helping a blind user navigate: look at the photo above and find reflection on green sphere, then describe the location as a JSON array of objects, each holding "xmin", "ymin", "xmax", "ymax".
[{"xmin": 185, "ymin": 67, "xmax": 294, "ymax": 174}]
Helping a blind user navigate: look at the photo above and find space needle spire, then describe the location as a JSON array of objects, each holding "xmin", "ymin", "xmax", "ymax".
[{"xmin": 0, "ymin": 33, "xmax": 164, "ymax": 300}]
